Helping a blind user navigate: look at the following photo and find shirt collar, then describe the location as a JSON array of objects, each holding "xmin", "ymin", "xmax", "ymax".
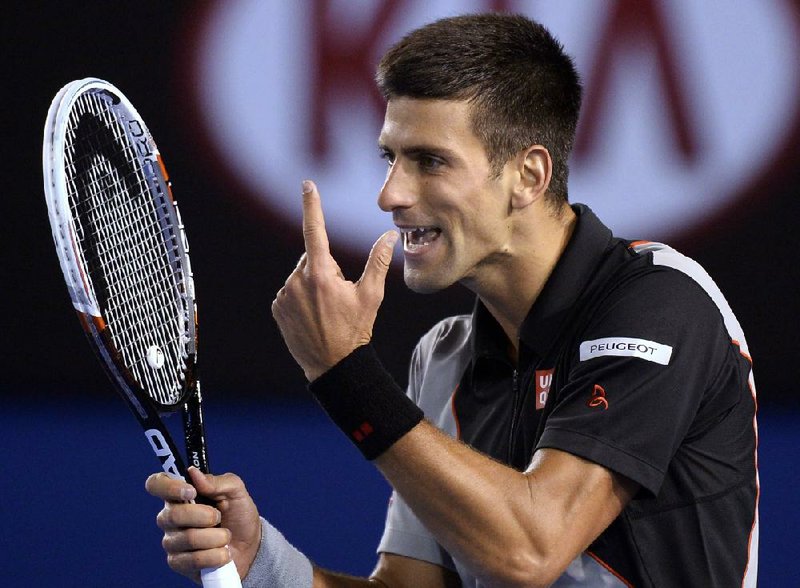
[{"xmin": 470, "ymin": 296, "xmax": 510, "ymax": 361}]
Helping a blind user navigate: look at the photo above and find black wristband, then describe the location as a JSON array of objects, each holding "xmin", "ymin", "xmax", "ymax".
[{"xmin": 308, "ymin": 344, "xmax": 424, "ymax": 460}]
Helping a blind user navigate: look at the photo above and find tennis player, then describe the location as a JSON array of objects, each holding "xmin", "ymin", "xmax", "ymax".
[{"xmin": 147, "ymin": 13, "xmax": 759, "ymax": 587}]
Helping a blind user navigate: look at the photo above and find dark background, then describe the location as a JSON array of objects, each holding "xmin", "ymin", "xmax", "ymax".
[{"xmin": 2, "ymin": 1, "xmax": 798, "ymax": 585}]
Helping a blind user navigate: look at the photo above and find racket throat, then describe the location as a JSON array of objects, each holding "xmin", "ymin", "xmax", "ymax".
[{"xmin": 183, "ymin": 382, "xmax": 210, "ymax": 473}]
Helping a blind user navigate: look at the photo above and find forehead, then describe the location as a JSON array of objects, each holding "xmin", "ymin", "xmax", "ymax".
[{"xmin": 379, "ymin": 98, "xmax": 482, "ymax": 150}]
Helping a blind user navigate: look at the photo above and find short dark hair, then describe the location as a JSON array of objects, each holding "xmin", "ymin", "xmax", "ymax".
[{"xmin": 376, "ymin": 13, "xmax": 582, "ymax": 203}]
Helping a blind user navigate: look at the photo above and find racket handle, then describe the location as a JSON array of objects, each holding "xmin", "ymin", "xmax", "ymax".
[{"xmin": 201, "ymin": 560, "xmax": 242, "ymax": 588}]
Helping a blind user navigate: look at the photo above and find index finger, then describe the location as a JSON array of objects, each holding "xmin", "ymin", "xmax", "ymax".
[
  {"xmin": 301, "ymin": 180, "xmax": 331, "ymax": 264},
  {"xmin": 145, "ymin": 472, "xmax": 197, "ymax": 502}
]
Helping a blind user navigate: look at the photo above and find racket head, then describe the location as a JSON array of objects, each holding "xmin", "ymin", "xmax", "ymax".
[{"xmin": 43, "ymin": 78, "xmax": 198, "ymax": 413}]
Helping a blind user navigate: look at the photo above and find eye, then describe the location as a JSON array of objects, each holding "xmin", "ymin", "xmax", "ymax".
[
  {"xmin": 416, "ymin": 154, "xmax": 445, "ymax": 172},
  {"xmin": 379, "ymin": 148, "xmax": 395, "ymax": 167}
]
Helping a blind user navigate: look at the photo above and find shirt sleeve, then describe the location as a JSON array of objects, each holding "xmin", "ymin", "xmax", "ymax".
[
  {"xmin": 536, "ymin": 266, "xmax": 731, "ymax": 496},
  {"xmin": 377, "ymin": 490, "xmax": 457, "ymax": 571}
]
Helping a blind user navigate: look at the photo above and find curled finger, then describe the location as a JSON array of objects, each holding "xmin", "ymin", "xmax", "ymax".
[
  {"xmin": 145, "ymin": 472, "xmax": 197, "ymax": 502},
  {"xmin": 163, "ymin": 527, "xmax": 232, "ymax": 554},
  {"xmin": 167, "ymin": 546, "xmax": 232, "ymax": 579},
  {"xmin": 156, "ymin": 502, "xmax": 221, "ymax": 531}
]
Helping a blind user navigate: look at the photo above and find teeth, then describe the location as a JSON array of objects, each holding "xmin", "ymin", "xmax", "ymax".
[{"xmin": 401, "ymin": 227, "xmax": 441, "ymax": 251}]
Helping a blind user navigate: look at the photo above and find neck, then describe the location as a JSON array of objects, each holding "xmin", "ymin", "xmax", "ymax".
[{"xmin": 470, "ymin": 203, "xmax": 576, "ymax": 356}]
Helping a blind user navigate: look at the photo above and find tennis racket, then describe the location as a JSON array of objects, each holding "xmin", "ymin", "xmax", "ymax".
[{"xmin": 42, "ymin": 78, "xmax": 241, "ymax": 588}]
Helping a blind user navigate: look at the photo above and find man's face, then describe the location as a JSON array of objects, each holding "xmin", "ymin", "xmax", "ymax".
[{"xmin": 378, "ymin": 98, "xmax": 517, "ymax": 293}]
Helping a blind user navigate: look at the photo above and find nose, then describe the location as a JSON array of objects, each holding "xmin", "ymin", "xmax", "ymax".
[{"xmin": 377, "ymin": 160, "xmax": 416, "ymax": 213}]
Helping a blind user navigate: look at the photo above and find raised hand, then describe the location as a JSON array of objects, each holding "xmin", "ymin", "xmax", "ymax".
[{"xmin": 271, "ymin": 180, "xmax": 398, "ymax": 381}]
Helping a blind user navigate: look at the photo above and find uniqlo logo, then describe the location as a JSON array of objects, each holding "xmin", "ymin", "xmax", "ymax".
[{"xmin": 535, "ymin": 369, "xmax": 555, "ymax": 410}]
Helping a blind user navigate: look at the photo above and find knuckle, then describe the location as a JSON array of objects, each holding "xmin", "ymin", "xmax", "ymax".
[
  {"xmin": 162, "ymin": 530, "xmax": 184, "ymax": 554},
  {"xmin": 212, "ymin": 546, "xmax": 232, "ymax": 567},
  {"xmin": 219, "ymin": 471, "xmax": 243, "ymax": 485},
  {"xmin": 166, "ymin": 552, "xmax": 184, "ymax": 572},
  {"xmin": 181, "ymin": 528, "xmax": 199, "ymax": 549},
  {"xmin": 204, "ymin": 505, "xmax": 222, "ymax": 527},
  {"xmin": 284, "ymin": 272, "xmax": 300, "ymax": 291},
  {"xmin": 155, "ymin": 508, "xmax": 171, "ymax": 530},
  {"xmin": 144, "ymin": 473, "xmax": 159, "ymax": 493},
  {"xmin": 145, "ymin": 472, "xmax": 169, "ymax": 496}
]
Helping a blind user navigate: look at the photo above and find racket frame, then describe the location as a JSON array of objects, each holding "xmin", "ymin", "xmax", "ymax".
[{"xmin": 43, "ymin": 77, "xmax": 208, "ymax": 479}]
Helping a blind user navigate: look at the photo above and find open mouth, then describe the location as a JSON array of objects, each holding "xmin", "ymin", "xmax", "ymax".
[{"xmin": 400, "ymin": 227, "xmax": 442, "ymax": 253}]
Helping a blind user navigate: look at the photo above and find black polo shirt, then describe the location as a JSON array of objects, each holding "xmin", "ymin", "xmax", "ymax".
[
  {"xmin": 318, "ymin": 205, "xmax": 760, "ymax": 586},
  {"xmin": 448, "ymin": 204, "xmax": 759, "ymax": 585}
]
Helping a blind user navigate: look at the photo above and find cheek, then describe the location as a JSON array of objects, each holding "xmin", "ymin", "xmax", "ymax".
[{"xmin": 463, "ymin": 202, "xmax": 509, "ymax": 242}]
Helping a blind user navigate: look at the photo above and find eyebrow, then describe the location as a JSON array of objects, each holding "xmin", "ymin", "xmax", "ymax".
[{"xmin": 377, "ymin": 142, "xmax": 460, "ymax": 161}]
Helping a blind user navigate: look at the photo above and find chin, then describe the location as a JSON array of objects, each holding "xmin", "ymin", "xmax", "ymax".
[{"xmin": 403, "ymin": 267, "xmax": 453, "ymax": 294}]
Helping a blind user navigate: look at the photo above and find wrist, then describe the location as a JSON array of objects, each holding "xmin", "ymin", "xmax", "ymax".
[{"xmin": 308, "ymin": 344, "xmax": 424, "ymax": 460}]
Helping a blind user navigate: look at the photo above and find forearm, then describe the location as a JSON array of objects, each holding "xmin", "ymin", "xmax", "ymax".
[{"xmin": 374, "ymin": 422, "xmax": 551, "ymax": 587}]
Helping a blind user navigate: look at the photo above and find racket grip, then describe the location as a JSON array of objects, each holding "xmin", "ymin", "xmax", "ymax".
[{"xmin": 201, "ymin": 560, "xmax": 242, "ymax": 588}]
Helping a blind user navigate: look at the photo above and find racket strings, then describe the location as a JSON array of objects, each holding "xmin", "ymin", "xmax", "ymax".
[
  {"xmin": 64, "ymin": 91, "xmax": 191, "ymax": 406},
  {"xmin": 73, "ymin": 150, "xmax": 188, "ymax": 403},
  {"xmin": 67, "ymin": 119, "xmax": 185, "ymax": 397}
]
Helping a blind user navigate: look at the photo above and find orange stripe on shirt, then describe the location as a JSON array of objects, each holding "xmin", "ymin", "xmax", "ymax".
[
  {"xmin": 586, "ymin": 550, "xmax": 634, "ymax": 588},
  {"xmin": 450, "ymin": 385, "xmax": 461, "ymax": 440}
]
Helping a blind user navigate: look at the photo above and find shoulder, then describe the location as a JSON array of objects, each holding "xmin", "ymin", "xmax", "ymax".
[
  {"xmin": 414, "ymin": 314, "xmax": 473, "ymax": 359},
  {"xmin": 598, "ymin": 241, "xmax": 733, "ymax": 328},
  {"xmin": 407, "ymin": 314, "xmax": 473, "ymax": 405},
  {"xmin": 578, "ymin": 241, "xmax": 744, "ymax": 374}
]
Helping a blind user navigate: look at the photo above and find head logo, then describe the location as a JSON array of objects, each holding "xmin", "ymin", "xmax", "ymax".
[
  {"xmin": 588, "ymin": 384, "xmax": 609, "ymax": 411},
  {"xmin": 145, "ymin": 428, "xmax": 182, "ymax": 479},
  {"xmin": 187, "ymin": 0, "xmax": 800, "ymax": 255}
]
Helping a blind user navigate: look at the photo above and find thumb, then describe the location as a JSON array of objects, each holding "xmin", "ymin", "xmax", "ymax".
[
  {"xmin": 187, "ymin": 468, "xmax": 262, "ymax": 576},
  {"xmin": 187, "ymin": 467, "xmax": 247, "ymax": 502},
  {"xmin": 358, "ymin": 230, "xmax": 398, "ymax": 297}
]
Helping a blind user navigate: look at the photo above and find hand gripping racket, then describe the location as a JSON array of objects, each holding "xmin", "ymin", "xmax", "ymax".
[{"xmin": 42, "ymin": 78, "xmax": 241, "ymax": 588}]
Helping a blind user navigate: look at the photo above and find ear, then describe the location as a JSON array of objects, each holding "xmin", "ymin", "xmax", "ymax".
[{"xmin": 510, "ymin": 145, "xmax": 552, "ymax": 210}]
